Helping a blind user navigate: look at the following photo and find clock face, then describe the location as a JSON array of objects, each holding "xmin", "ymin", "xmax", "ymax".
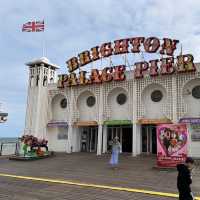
[{"xmin": 60, "ymin": 98, "xmax": 67, "ymax": 108}]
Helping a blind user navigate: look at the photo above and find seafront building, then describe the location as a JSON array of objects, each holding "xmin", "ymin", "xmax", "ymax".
[{"xmin": 24, "ymin": 57, "xmax": 200, "ymax": 157}]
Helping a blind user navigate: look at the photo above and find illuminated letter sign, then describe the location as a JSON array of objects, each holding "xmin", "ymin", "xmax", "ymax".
[{"xmin": 58, "ymin": 36, "xmax": 195, "ymax": 88}]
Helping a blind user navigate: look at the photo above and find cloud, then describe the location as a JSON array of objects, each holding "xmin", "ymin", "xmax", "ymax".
[{"xmin": 1, "ymin": 0, "xmax": 200, "ymax": 137}]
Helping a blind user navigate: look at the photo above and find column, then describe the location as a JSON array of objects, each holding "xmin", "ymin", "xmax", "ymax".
[
  {"xmin": 67, "ymin": 124, "xmax": 73, "ymax": 153},
  {"xmin": 97, "ymin": 124, "xmax": 103, "ymax": 155},
  {"xmin": 136, "ymin": 124, "xmax": 141, "ymax": 155},
  {"xmin": 172, "ymin": 76, "xmax": 178, "ymax": 123},
  {"xmin": 132, "ymin": 123, "xmax": 137, "ymax": 157},
  {"xmin": 67, "ymin": 87, "xmax": 75, "ymax": 153},
  {"xmin": 74, "ymin": 126, "xmax": 81, "ymax": 152},
  {"xmin": 132, "ymin": 80, "xmax": 138, "ymax": 157},
  {"xmin": 97, "ymin": 84, "xmax": 103, "ymax": 156},
  {"xmin": 102, "ymin": 125, "xmax": 107, "ymax": 153}
]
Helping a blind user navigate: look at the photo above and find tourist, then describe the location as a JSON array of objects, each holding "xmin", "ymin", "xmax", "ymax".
[
  {"xmin": 177, "ymin": 157, "xmax": 195, "ymax": 200},
  {"xmin": 109, "ymin": 137, "xmax": 121, "ymax": 169}
]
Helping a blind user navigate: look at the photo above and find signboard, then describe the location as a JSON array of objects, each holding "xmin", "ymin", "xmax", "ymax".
[
  {"xmin": 47, "ymin": 121, "xmax": 68, "ymax": 128},
  {"xmin": 157, "ymin": 124, "xmax": 188, "ymax": 167},
  {"xmin": 179, "ymin": 118, "xmax": 200, "ymax": 124},
  {"xmin": 191, "ymin": 124, "xmax": 200, "ymax": 141},
  {"xmin": 137, "ymin": 118, "xmax": 172, "ymax": 124},
  {"xmin": 58, "ymin": 36, "xmax": 196, "ymax": 88}
]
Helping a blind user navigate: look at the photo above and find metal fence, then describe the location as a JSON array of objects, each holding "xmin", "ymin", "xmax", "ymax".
[{"xmin": 0, "ymin": 141, "xmax": 20, "ymax": 156}]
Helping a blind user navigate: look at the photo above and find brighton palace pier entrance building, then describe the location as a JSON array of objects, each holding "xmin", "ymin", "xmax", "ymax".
[{"xmin": 24, "ymin": 37, "xmax": 200, "ymax": 157}]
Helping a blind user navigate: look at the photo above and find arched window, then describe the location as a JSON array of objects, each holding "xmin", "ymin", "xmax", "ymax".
[
  {"xmin": 50, "ymin": 77, "xmax": 54, "ymax": 83},
  {"xmin": 43, "ymin": 76, "xmax": 48, "ymax": 86},
  {"xmin": 36, "ymin": 75, "xmax": 39, "ymax": 86}
]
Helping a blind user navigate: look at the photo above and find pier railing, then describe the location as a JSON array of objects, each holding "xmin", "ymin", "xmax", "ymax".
[{"xmin": 0, "ymin": 141, "xmax": 20, "ymax": 156}]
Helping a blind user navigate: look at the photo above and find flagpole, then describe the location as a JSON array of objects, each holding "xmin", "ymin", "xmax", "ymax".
[
  {"xmin": 180, "ymin": 43, "xmax": 183, "ymax": 55},
  {"xmin": 42, "ymin": 20, "xmax": 46, "ymax": 57}
]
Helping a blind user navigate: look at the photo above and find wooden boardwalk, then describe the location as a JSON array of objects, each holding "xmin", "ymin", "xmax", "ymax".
[{"xmin": 0, "ymin": 153, "xmax": 199, "ymax": 200}]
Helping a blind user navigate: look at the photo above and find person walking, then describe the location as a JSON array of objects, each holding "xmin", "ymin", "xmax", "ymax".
[
  {"xmin": 109, "ymin": 136, "xmax": 121, "ymax": 169},
  {"xmin": 177, "ymin": 157, "xmax": 195, "ymax": 200}
]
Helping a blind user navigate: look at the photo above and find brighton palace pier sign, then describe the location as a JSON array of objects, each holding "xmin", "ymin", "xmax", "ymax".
[{"xmin": 58, "ymin": 37, "xmax": 196, "ymax": 88}]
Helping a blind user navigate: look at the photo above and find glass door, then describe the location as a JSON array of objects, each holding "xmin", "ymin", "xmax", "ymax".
[
  {"xmin": 151, "ymin": 126, "xmax": 157, "ymax": 154},
  {"xmin": 142, "ymin": 126, "xmax": 150, "ymax": 153},
  {"xmin": 107, "ymin": 126, "xmax": 122, "ymax": 152},
  {"xmin": 141, "ymin": 125, "xmax": 157, "ymax": 154},
  {"xmin": 81, "ymin": 129, "xmax": 88, "ymax": 152},
  {"xmin": 89, "ymin": 127, "xmax": 97, "ymax": 152},
  {"xmin": 81, "ymin": 127, "xmax": 97, "ymax": 152}
]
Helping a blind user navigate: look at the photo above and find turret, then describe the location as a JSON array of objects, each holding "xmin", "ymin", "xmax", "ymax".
[{"xmin": 24, "ymin": 57, "xmax": 59, "ymax": 138}]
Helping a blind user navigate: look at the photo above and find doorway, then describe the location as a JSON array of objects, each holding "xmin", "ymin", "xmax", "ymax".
[
  {"xmin": 81, "ymin": 127, "xmax": 98, "ymax": 152},
  {"xmin": 107, "ymin": 125, "xmax": 132, "ymax": 153},
  {"xmin": 141, "ymin": 125, "xmax": 157, "ymax": 154}
]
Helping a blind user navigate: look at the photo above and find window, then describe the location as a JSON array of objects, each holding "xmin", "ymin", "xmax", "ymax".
[
  {"xmin": 36, "ymin": 75, "xmax": 39, "ymax": 86},
  {"xmin": 151, "ymin": 90, "xmax": 163, "ymax": 102},
  {"xmin": 50, "ymin": 78, "xmax": 54, "ymax": 83},
  {"xmin": 86, "ymin": 96, "xmax": 96, "ymax": 107},
  {"xmin": 43, "ymin": 76, "xmax": 47, "ymax": 86},
  {"xmin": 192, "ymin": 85, "xmax": 200, "ymax": 99},
  {"xmin": 57, "ymin": 128, "xmax": 68, "ymax": 140},
  {"xmin": 60, "ymin": 98, "xmax": 67, "ymax": 108},
  {"xmin": 116, "ymin": 93, "xmax": 127, "ymax": 105}
]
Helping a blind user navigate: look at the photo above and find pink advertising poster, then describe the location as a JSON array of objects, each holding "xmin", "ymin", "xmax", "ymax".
[{"xmin": 157, "ymin": 124, "xmax": 188, "ymax": 168}]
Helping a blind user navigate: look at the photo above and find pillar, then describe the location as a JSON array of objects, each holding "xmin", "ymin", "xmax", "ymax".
[
  {"xmin": 97, "ymin": 84, "xmax": 103, "ymax": 156},
  {"xmin": 97, "ymin": 124, "xmax": 103, "ymax": 155},
  {"xmin": 102, "ymin": 125, "xmax": 107, "ymax": 153},
  {"xmin": 67, "ymin": 124, "xmax": 73, "ymax": 153},
  {"xmin": 132, "ymin": 80, "xmax": 138, "ymax": 157},
  {"xmin": 132, "ymin": 123, "xmax": 137, "ymax": 156},
  {"xmin": 67, "ymin": 86, "xmax": 75, "ymax": 153},
  {"xmin": 172, "ymin": 76, "xmax": 178, "ymax": 123}
]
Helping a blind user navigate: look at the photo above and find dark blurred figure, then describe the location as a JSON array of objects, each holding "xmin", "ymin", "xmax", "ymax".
[{"xmin": 177, "ymin": 157, "xmax": 195, "ymax": 200}]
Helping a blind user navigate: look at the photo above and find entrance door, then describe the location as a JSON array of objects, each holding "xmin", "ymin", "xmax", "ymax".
[
  {"xmin": 141, "ymin": 125, "xmax": 157, "ymax": 154},
  {"xmin": 81, "ymin": 127, "xmax": 98, "ymax": 152},
  {"xmin": 122, "ymin": 127, "xmax": 132, "ymax": 152},
  {"xmin": 107, "ymin": 126, "xmax": 122, "ymax": 152},
  {"xmin": 107, "ymin": 126, "xmax": 132, "ymax": 153},
  {"xmin": 151, "ymin": 126, "xmax": 157, "ymax": 154}
]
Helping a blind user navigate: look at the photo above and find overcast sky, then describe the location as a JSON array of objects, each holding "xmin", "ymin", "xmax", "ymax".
[{"xmin": 1, "ymin": 0, "xmax": 200, "ymax": 137}]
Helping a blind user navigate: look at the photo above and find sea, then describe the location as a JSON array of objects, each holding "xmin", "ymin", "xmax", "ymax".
[{"xmin": 0, "ymin": 137, "xmax": 19, "ymax": 156}]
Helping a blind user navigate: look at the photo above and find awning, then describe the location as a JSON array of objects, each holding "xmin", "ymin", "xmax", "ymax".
[
  {"xmin": 74, "ymin": 121, "xmax": 98, "ymax": 127},
  {"xmin": 179, "ymin": 118, "xmax": 200, "ymax": 124},
  {"xmin": 137, "ymin": 118, "xmax": 172, "ymax": 124},
  {"xmin": 104, "ymin": 120, "xmax": 132, "ymax": 126},
  {"xmin": 47, "ymin": 121, "xmax": 68, "ymax": 128}
]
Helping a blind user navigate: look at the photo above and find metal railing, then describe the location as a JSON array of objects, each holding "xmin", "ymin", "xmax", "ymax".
[{"xmin": 0, "ymin": 141, "xmax": 20, "ymax": 156}]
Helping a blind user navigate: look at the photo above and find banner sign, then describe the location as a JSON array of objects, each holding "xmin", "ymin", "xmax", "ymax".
[
  {"xmin": 47, "ymin": 121, "xmax": 68, "ymax": 128},
  {"xmin": 157, "ymin": 124, "xmax": 188, "ymax": 167},
  {"xmin": 58, "ymin": 36, "xmax": 196, "ymax": 88},
  {"xmin": 179, "ymin": 118, "xmax": 200, "ymax": 124},
  {"xmin": 190, "ymin": 124, "xmax": 200, "ymax": 141}
]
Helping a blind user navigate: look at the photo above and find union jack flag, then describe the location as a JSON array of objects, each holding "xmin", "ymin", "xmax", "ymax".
[{"xmin": 22, "ymin": 20, "xmax": 44, "ymax": 32}]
